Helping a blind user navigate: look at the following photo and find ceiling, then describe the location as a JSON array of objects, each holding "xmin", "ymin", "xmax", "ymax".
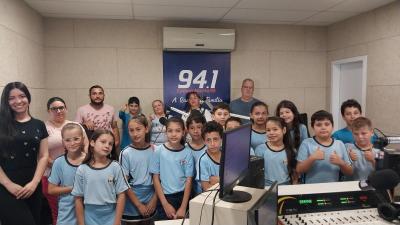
[{"xmin": 24, "ymin": 0, "xmax": 396, "ymax": 26}]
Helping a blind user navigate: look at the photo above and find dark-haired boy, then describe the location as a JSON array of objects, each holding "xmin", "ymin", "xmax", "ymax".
[
  {"xmin": 198, "ymin": 121, "xmax": 223, "ymax": 191},
  {"xmin": 332, "ymin": 99, "xmax": 362, "ymax": 144},
  {"xmin": 296, "ymin": 110, "xmax": 352, "ymax": 183},
  {"xmin": 211, "ymin": 103, "xmax": 230, "ymax": 128},
  {"xmin": 186, "ymin": 114, "xmax": 207, "ymax": 194}
]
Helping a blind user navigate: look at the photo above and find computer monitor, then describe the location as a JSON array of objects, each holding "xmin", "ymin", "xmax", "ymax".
[{"xmin": 219, "ymin": 123, "xmax": 252, "ymax": 203}]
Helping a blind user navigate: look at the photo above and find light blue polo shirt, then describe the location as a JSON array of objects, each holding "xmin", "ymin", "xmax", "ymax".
[
  {"xmin": 119, "ymin": 145, "xmax": 155, "ymax": 216},
  {"xmin": 71, "ymin": 161, "xmax": 129, "ymax": 225},
  {"xmin": 255, "ymin": 143, "xmax": 291, "ymax": 186},
  {"xmin": 297, "ymin": 137, "xmax": 351, "ymax": 184},
  {"xmin": 48, "ymin": 154, "xmax": 80, "ymax": 225},
  {"xmin": 149, "ymin": 144, "xmax": 194, "ymax": 194},
  {"xmin": 344, "ymin": 143, "xmax": 379, "ymax": 181},
  {"xmin": 251, "ymin": 129, "xmax": 267, "ymax": 150},
  {"xmin": 198, "ymin": 152, "xmax": 220, "ymax": 183},
  {"xmin": 187, "ymin": 143, "xmax": 207, "ymax": 194}
]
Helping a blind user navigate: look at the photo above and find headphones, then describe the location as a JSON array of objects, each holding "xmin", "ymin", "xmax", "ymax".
[{"xmin": 378, "ymin": 202, "xmax": 400, "ymax": 222}]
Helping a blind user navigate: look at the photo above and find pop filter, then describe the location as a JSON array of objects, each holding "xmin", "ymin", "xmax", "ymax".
[{"xmin": 368, "ymin": 169, "xmax": 400, "ymax": 190}]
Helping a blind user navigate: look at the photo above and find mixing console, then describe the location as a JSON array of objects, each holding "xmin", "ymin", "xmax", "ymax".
[{"xmin": 277, "ymin": 182, "xmax": 397, "ymax": 225}]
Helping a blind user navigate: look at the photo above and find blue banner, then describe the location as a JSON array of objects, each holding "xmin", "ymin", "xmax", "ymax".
[{"xmin": 163, "ymin": 52, "xmax": 231, "ymax": 114}]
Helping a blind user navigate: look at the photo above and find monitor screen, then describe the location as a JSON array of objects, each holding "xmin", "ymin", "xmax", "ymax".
[{"xmin": 219, "ymin": 123, "xmax": 252, "ymax": 203}]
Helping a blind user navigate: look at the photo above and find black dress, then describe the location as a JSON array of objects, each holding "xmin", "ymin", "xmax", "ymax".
[{"xmin": 0, "ymin": 118, "xmax": 48, "ymax": 225}]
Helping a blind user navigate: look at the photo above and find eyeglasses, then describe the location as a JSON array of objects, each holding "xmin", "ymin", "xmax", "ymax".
[{"xmin": 50, "ymin": 106, "xmax": 66, "ymax": 112}]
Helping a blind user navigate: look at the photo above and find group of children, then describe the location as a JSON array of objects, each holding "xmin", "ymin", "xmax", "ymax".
[
  {"xmin": 46, "ymin": 98, "xmax": 379, "ymax": 225},
  {"xmin": 248, "ymin": 98, "xmax": 378, "ymax": 185}
]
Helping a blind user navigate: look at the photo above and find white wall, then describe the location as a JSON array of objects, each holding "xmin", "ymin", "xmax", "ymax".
[
  {"xmin": 3, "ymin": 0, "xmax": 399, "ymax": 135},
  {"xmin": 44, "ymin": 19, "xmax": 327, "ymax": 124},
  {"xmin": 0, "ymin": 0, "xmax": 44, "ymax": 118},
  {"xmin": 327, "ymin": 1, "xmax": 400, "ymax": 133}
]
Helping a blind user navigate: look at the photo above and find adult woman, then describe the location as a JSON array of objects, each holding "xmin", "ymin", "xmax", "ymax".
[
  {"xmin": 0, "ymin": 82, "xmax": 49, "ymax": 225},
  {"xmin": 182, "ymin": 91, "xmax": 212, "ymax": 123},
  {"xmin": 149, "ymin": 99, "xmax": 168, "ymax": 145},
  {"xmin": 43, "ymin": 97, "xmax": 89, "ymax": 225}
]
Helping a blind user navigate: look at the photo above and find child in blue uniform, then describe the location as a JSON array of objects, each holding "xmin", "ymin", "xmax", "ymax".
[
  {"xmin": 296, "ymin": 110, "xmax": 353, "ymax": 184},
  {"xmin": 345, "ymin": 117, "xmax": 379, "ymax": 181},
  {"xmin": 250, "ymin": 101, "xmax": 268, "ymax": 149},
  {"xmin": 255, "ymin": 117, "xmax": 297, "ymax": 186},
  {"xmin": 198, "ymin": 121, "xmax": 223, "ymax": 191},
  {"xmin": 72, "ymin": 130, "xmax": 129, "ymax": 225},
  {"xmin": 48, "ymin": 123, "xmax": 86, "ymax": 225},
  {"xmin": 150, "ymin": 117, "xmax": 194, "ymax": 220},
  {"xmin": 276, "ymin": 100, "xmax": 308, "ymax": 150},
  {"xmin": 119, "ymin": 116, "xmax": 157, "ymax": 222},
  {"xmin": 186, "ymin": 114, "xmax": 207, "ymax": 195}
]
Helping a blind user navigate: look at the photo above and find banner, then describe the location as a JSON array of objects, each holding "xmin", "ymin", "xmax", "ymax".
[{"xmin": 163, "ymin": 52, "xmax": 230, "ymax": 115}]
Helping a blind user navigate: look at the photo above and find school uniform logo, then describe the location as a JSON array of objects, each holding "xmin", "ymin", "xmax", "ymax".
[
  {"xmin": 108, "ymin": 175, "xmax": 115, "ymax": 185},
  {"xmin": 179, "ymin": 159, "xmax": 188, "ymax": 165}
]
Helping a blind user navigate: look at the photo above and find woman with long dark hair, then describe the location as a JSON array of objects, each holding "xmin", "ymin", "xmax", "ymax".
[{"xmin": 0, "ymin": 82, "xmax": 49, "ymax": 225}]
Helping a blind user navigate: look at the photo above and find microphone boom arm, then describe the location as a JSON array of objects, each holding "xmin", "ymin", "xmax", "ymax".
[
  {"xmin": 168, "ymin": 106, "xmax": 189, "ymax": 117},
  {"xmin": 169, "ymin": 106, "xmax": 251, "ymax": 120},
  {"xmin": 230, "ymin": 113, "xmax": 250, "ymax": 120}
]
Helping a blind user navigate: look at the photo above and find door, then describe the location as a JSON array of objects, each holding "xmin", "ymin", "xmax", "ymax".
[{"xmin": 331, "ymin": 56, "xmax": 367, "ymax": 131}]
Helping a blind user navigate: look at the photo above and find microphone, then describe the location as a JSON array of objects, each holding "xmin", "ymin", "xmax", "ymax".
[
  {"xmin": 369, "ymin": 169, "xmax": 400, "ymax": 190},
  {"xmin": 359, "ymin": 169, "xmax": 400, "ymax": 190},
  {"xmin": 159, "ymin": 117, "xmax": 168, "ymax": 126},
  {"xmin": 151, "ymin": 116, "xmax": 167, "ymax": 145},
  {"xmin": 375, "ymin": 136, "xmax": 400, "ymax": 148},
  {"xmin": 359, "ymin": 169, "xmax": 400, "ymax": 222}
]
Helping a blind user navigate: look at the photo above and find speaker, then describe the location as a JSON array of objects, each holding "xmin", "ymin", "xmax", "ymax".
[{"xmin": 239, "ymin": 156, "xmax": 265, "ymax": 189}]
